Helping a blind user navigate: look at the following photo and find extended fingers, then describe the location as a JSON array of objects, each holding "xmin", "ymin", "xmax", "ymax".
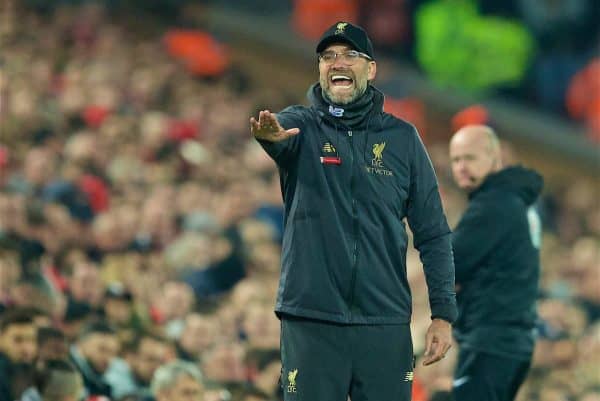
[
  {"xmin": 251, "ymin": 111, "xmax": 275, "ymax": 135},
  {"xmin": 250, "ymin": 117, "xmax": 260, "ymax": 133},
  {"xmin": 258, "ymin": 110, "xmax": 277, "ymax": 130},
  {"xmin": 251, "ymin": 111, "xmax": 299, "ymax": 141},
  {"xmin": 285, "ymin": 128, "xmax": 300, "ymax": 136},
  {"xmin": 257, "ymin": 110, "xmax": 266, "ymax": 127}
]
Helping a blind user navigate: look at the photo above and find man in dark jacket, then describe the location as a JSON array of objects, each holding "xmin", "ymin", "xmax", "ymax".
[
  {"xmin": 250, "ymin": 21, "xmax": 457, "ymax": 401},
  {"xmin": 0, "ymin": 308, "xmax": 37, "ymax": 401},
  {"xmin": 69, "ymin": 321, "xmax": 120, "ymax": 398},
  {"xmin": 449, "ymin": 125, "xmax": 543, "ymax": 401}
]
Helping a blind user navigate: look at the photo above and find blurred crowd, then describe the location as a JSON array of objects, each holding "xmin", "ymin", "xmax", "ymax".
[
  {"xmin": 298, "ymin": 0, "xmax": 600, "ymax": 140},
  {"xmin": 209, "ymin": 0, "xmax": 600, "ymax": 140},
  {"xmin": 0, "ymin": 3, "xmax": 598, "ymax": 401}
]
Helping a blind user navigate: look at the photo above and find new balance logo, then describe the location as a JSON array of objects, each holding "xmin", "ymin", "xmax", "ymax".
[{"xmin": 404, "ymin": 371, "xmax": 414, "ymax": 382}]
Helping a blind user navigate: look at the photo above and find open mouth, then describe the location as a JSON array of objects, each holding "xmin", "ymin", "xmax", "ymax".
[{"xmin": 330, "ymin": 74, "xmax": 354, "ymax": 88}]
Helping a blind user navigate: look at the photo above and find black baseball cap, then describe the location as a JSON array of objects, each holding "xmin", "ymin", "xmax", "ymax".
[{"xmin": 316, "ymin": 21, "xmax": 375, "ymax": 60}]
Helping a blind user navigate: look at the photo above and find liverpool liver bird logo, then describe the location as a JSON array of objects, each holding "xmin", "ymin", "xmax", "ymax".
[
  {"xmin": 287, "ymin": 369, "xmax": 298, "ymax": 393},
  {"xmin": 335, "ymin": 22, "xmax": 348, "ymax": 34},
  {"xmin": 288, "ymin": 369, "xmax": 298, "ymax": 385},
  {"xmin": 372, "ymin": 142, "xmax": 386, "ymax": 162}
]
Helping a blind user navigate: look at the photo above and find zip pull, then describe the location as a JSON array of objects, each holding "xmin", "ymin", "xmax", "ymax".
[{"xmin": 348, "ymin": 130, "xmax": 353, "ymax": 137}]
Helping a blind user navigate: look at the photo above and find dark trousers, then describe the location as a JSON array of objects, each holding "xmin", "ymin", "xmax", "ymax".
[
  {"xmin": 452, "ymin": 348, "xmax": 531, "ymax": 401},
  {"xmin": 280, "ymin": 315, "xmax": 414, "ymax": 401}
]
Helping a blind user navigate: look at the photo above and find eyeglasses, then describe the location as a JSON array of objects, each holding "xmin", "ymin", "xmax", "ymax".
[{"xmin": 319, "ymin": 50, "xmax": 373, "ymax": 64}]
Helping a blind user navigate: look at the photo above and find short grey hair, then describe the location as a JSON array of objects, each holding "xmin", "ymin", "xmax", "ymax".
[
  {"xmin": 38, "ymin": 360, "xmax": 84, "ymax": 401},
  {"xmin": 481, "ymin": 125, "xmax": 500, "ymax": 155},
  {"xmin": 151, "ymin": 360, "xmax": 203, "ymax": 395}
]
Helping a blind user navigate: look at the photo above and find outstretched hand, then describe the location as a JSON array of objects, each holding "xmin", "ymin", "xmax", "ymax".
[
  {"xmin": 250, "ymin": 110, "xmax": 300, "ymax": 142},
  {"xmin": 422, "ymin": 318, "xmax": 452, "ymax": 366}
]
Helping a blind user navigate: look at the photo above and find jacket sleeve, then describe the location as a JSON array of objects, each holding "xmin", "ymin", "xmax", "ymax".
[
  {"xmin": 0, "ymin": 373, "xmax": 11, "ymax": 401},
  {"xmin": 452, "ymin": 194, "xmax": 512, "ymax": 284},
  {"xmin": 255, "ymin": 107, "xmax": 304, "ymax": 167},
  {"xmin": 406, "ymin": 127, "xmax": 457, "ymax": 323}
]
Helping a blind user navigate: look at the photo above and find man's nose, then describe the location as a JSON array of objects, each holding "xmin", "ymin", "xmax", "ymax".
[
  {"xmin": 332, "ymin": 54, "xmax": 349, "ymax": 67},
  {"xmin": 453, "ymin": 162, "xmax": 467, "ymax": 175}
]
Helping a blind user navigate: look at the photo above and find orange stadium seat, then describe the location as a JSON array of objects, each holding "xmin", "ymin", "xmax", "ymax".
[
  {"xmin": 163, "ymin": 29, "xmax": 230, "ymax": 77},
  {"xmin": 292, "ymin": 0, "xmax": 359, "ymax": 40}
]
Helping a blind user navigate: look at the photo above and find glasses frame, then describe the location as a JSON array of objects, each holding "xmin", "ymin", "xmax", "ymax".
[{"xmin": 318, "ymin": 49, "xmax": 373, "ymax": 64}]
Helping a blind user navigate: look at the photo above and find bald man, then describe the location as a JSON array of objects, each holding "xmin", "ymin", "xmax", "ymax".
[{"xmin": 449, "ymin": 125, "xmax": 543, "ymax": 401}]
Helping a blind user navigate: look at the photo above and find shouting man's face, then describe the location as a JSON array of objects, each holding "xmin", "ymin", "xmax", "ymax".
[{"xmin": 319, "ymin": 44, "xmax": 376, "ymax": 105}]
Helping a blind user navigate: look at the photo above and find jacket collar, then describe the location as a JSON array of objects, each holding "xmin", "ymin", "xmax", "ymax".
[{"xmin": 307, "ymin": 82, "xmax": 384, "ymax": 129}]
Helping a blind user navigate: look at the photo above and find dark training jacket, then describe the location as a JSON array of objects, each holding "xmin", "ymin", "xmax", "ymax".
[
  {"xmin": 0, "ymin": 353, "xmax": 14, "ymax": 401},
  {"xmin": 452, "ymin": 166, "xmax": 543, "ymax": 360},
  {"xmin": 258, "ymin": 84, "xmax": 457, "ymax": 324}
]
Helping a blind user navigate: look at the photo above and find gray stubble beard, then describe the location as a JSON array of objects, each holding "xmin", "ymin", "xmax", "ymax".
[{"xmin": 321, "ymin": 77, "xmax": 368, "ymax": 105}]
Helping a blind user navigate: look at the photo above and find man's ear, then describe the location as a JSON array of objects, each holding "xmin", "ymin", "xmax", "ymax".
[
  {"xmin": 368, "ymin": 61, "xmax": 377, "ymax": 81},
  {"xmin": 490, "ymin": 155, "xmax": 502, "ymax": 172}
]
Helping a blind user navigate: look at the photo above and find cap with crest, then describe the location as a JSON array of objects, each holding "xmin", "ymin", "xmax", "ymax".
[{"xmin": 316, "ymin": 21, "xmax": 375, "ymax": 60}]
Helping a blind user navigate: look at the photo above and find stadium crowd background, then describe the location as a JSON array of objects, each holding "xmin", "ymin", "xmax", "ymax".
[{"xmin": 0, "ymin": 1, "xmax": 598, "ymax": 400}]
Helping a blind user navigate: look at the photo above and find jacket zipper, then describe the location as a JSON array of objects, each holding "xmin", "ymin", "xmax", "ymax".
[{"xmin": 347, "ymin": 130, "xmax": 359, "ymax": 319}]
